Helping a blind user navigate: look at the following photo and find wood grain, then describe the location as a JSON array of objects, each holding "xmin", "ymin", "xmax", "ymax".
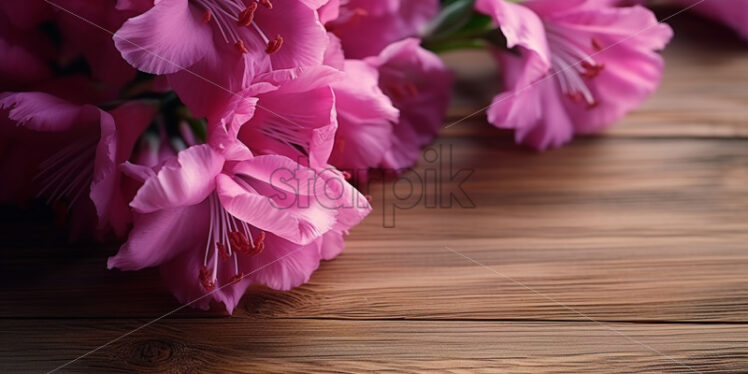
[
  {"xmin": 1, "ymin": 13, "xmax": 747, "ymax": 373},
  {"xmin": 2, "ymin": 319, "xmax": 748, "ymax": 373}
]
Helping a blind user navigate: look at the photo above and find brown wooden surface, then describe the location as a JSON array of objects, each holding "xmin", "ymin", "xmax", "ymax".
[{"xmin": 2, "ymin": 14, "xmax": 748, "ymax": 373}]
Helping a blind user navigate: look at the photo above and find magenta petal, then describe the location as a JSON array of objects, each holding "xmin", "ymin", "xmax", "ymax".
[
  {"xmin": 239, "ymin": 66, "xmax": 342, "ymax": 167},
  {"xmin": 88, "ymin": 109, "xmax": 118, "ymax": 232},
  {"xmin": 108, "ymin": 202, "xmax": 209, "ymax": 271},
  {"xmin": 486, "ymin": 47, "xmax": 575, "ymax": 150},
  {"xmin": 370, "ymin": 39, "xmax": 454, "ymax": 170},
  {"xmin": 547, "ymin": 5, "xmax": 672, "ymax": 132},
  {"xmin": 91, "ymin": 101, "xmax": 158, "ymax": 237},
  {"xmin": 116, "ymin": 0, "xmax": 154, "ymax": 13},
  {"xmin": 120, "ymin": 161, "xmax": 156, "ymax": 183},
  {"xmin": 322, "ymin": 32, "xmax": 345, "ymax": 70},
  {"xmin": 329, "ymin": 60, "xmax": 398, "ymax": 171},
  {"xmin": 475, "ymin": 0, "xmax": 551, "ymax": 81},
  {"xmin": 130, "ymin": 144, "xmax": 224, "ymax": 213},
  {"xmin": 328, "ymin": 0, "xmax": 438, "ymax": 58},
  {"xmin": 0, "ymin": 92, "xmax": 85, "ymax": 132},
  {"xmin": 254, "ymin": 0, "xmax": 328, "ymax": 70},
  {"xmin": 319, "ymin": 230, "xmax": 345, "ymax": 261},
  {"xmin": 159, "ymin": 242, "xmax": 251, "ymax": 313},
  {"xmin": 240, "ymin": 233, "xmax": 323, "ymax": 291},
  {"xmin": 317, "ymin": 0, "xmax": 340, "ymax": 24},
  {"xmin": 217, "ymin": 157, "xmax": 339, "ymax": 245},
  {"xmin": 113, "ymin": 0, "xmax": 212, "ymax": 74}
]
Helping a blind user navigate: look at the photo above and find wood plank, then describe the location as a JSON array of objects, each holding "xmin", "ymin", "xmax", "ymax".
[
  {"xmin": 3, "ymin": 137, "xmax": 747, "ymax": 321},
  {"xmin": 442, "ymin": 13, "xmax": 748, "ymax": 139},
  {"xmin": 2, "ymin": 319, "xmax": 747, "ymax": 373}
]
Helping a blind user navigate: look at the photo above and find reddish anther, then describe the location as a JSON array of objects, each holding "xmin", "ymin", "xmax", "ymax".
[
  {"xmin": 566, "ymin": 91, "xmax": 584, "ymax": 103},
  {"xmin": 238, "ymin": 3, "xmax": 258, "ymax": 26},
  {"xmin": 265, "ymin": 35, "xmax": 283, "ymax": 54},
  {"xmin": 217, "ymin": 242, "xmax": 230, "ymax": 260},
  {"xmin": 229, "ymin": 231, "xmax": 252, "ymax": 254},
  {"xmin": 199, "ymin": 266, "xmax": 216, "ymax": 291},
  {"xmin": 235, "ymin": 40, "xmax": 249, "ymax": 54},
  {"xmin": 252, "ymin": 231, "xmax": 266, "ymax": 255},
  {"xmin": 230, "ymin": 272, "xmax": 246, "ymax": 284},
  {"xmin": 591, "ymin": 38, "xmax": 603, "ymax": 52},
  {"xmin": 202, "ymin": 10, "xmax": 212, "ymax": 24},
  {"xmin": 580, "ymin": 61, "xmax": 604, "ymax": 79}
]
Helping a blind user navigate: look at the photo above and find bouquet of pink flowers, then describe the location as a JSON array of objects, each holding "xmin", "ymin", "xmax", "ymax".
[{"xmin": 1, "ymin": 0, "xmax": 744, "ymax": 312}]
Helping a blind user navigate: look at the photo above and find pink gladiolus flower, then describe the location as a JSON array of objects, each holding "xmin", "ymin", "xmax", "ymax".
[
  {"xmin": 113, "ymin": 0, "xmax": 329, "ymax": 117},
  {"xmin": 327, "ymin": 0, "xmax": 439, "ymax": 58},
  {"xmin": 109, "ymin": 132, "xmax": 370, "ymax": 312},
  {"xmin": 475, "ymin": 0, "xmax": 672, "ymax": 150},
  {"xmin": 230, "ymin": 65, "xmax": 343, "ymax": 169},
  {"xmin": 366, "ymin": 38, "xmax": 454, "ymax": 170},
  {"xmin": 0, "ymin": 84, "xmax": 157, "ymax": 238},
  {"xmin": 328, "ymin": 59, "xmax": 399, "ymax": 175}
]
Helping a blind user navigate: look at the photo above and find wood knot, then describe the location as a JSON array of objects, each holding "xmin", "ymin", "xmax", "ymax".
[{"xmin": 134, "ymin": 339, "xmax": 175, "ymax": 366}]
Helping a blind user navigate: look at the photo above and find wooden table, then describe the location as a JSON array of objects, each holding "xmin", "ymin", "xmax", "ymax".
[{"xmin": 2, "ymin": 14, "xmax": 747, "ymax": 373}]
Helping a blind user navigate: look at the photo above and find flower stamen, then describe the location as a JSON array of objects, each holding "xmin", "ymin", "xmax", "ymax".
[
  {"xmin": 35, "ymin": 137, "xmax": 97, "ymax": 210},
  {"xmin": 199, "ymin": 192, "xmax": 264, "ymax": 290},
  {"xmin": 546, "ymin": 26, "xmax": 604, "ymax": 108},
  {"xmin": 193, "ymin": 0, "xmax": 284, "ymax": 55}
]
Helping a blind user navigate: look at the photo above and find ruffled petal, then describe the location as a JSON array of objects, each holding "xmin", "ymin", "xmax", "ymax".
[
  {"xmin": 370, "ymin": 39, "xmax": 454, "ymax": 170},
  {"xmin": 0, "ymin": 92, "xmax": 84, "ymax": 132},
  {"xmin": 486, "ymin": 48, "xmax": 575, "ymax": 150},
  {"xmin": 113, "ymin": 0, "xmax": 212, "ymax": 74},
  {"xmin": 328, "ymin": 0, "xmax": 438, "ymax": 58},
  {"xmin": 108, "ymin": 202, "xmax": 209, "ymax": 270},
  {"xmin": 130, "ymin": 144, "xmax": 224, "ymax": 213},
  {"xmin": 158, "ymin": 229, "xmax": 251, "ymax": 313},
  {"xmin": 91, "ymin": 101, "xmax": 158, "ymax": 237},
  {"xmin": 329, "ymin": 59, "xmax": 398, "ymax": 171},
  {"xmin": 240, "ymin": 233, "xmax": 323, "ymax": 291},
  {"xmin": 548, "ymin": 5, "xmax": 672, "ymax": 132},
  {"xmin": 254, "ymin": 0, "xmax": 328, "ymax": 69},
  {"xmin": 319, "ymin": 230, "xmax": 345, "ymax": 261},
  {"xmin": 217, "ymin": 156, "xmax": 340, "ymax": 245},
  {"xmin": 239, "ymin": 66, "xmax": 342, "ymax": 168},
  {"xmin": 474, "ymin": 0, "xmax": 551, "ymax": 81}
]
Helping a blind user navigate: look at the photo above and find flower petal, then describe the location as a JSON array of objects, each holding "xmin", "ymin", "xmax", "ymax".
[
  {"xmin": 240, "ymin": 233, "xmax": 323, "ymax": 291},
  {"xmin": 91, "ymin": 101, "xmax": 158, "ymax": 237},
  {"xmin": 486, "ymin": 50, "xmax": 574, "ymax": 150},
  {"xmin": 217, "ymin": 156, "xmax": 340, "ymax": 245},
  {"xmin": 0, "ymin": 92, "xmax": 84, "ymax": 132},
  {"xmin": 108, "ymin": 202, "xmax": 209, "ymax": 271},
  {"xmin": 475, "ymin": 0, "xmax": 551, "ymax": 81},
  {"xmin": 329, "ymin": 59, "xmax": 398, "ymax": 171},
  {"xmin": 113, "ymin": 0, "xmax": 212, "ymax": 74},
  {"xmin": 130, "ymin": 144, "xmax": 224, "ymax": 213}
]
